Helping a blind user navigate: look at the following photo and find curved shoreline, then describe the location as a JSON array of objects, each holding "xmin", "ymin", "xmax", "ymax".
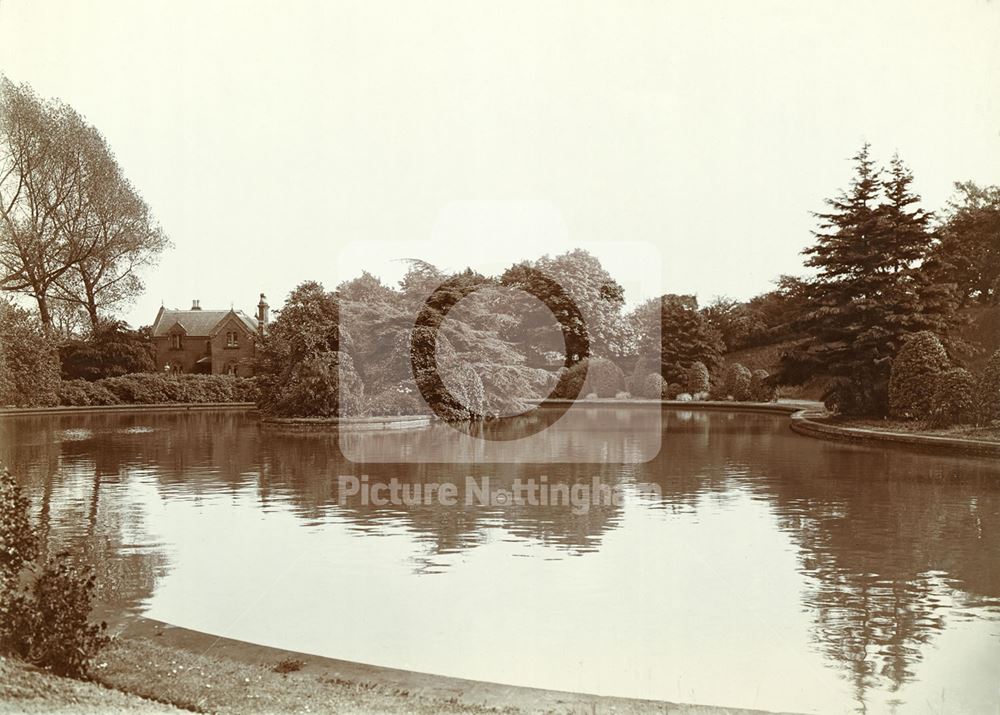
[
  {"xmin": 2, "ymin": 399, "xmax": 997, "ymax": 456},
  {"xmin": 109, "ymin": 615, "xmax": 793, "ymax": 715}
]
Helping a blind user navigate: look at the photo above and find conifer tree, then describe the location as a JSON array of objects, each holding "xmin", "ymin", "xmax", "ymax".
[{"xmin": 783, "ymin": 145, "xmax": 959, "ymax": 415}]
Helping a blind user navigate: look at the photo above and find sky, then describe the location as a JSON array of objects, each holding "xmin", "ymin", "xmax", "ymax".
[{"xmin": 1, "ymin": 0, "xmax": 999, "ymax": 327}]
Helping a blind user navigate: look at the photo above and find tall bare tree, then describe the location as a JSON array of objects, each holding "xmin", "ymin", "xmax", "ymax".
[
  {"xmin": 0, "ymin": 78, "xmax": 168, "ymax": 330},
  {"xmin": 54, "ymin": 171, "xmax": 169, "ymax": 328}
]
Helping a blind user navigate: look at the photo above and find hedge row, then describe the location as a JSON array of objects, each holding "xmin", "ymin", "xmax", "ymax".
[{"xmin": 56, "ymin": 374, "xmax": 258, "ymax": 407}]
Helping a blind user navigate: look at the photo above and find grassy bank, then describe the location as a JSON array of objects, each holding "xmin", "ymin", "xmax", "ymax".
[
  {"xmin": 1, "ymin": 639, "xmax": 511, "ymax": 715},
  {"xmin": 0, "ymin": 655, "xmax": 179, "ymax": 714},
  {"xmin": 3, "ymin": 624, "xmax": 787, "ymax": 714},
  {"xmin": 828, "ymin": 417, "xmax": 1000, "ymax": 443}
]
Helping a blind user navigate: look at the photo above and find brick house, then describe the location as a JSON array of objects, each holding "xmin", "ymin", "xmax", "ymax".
[{"xmin": 150, "ymin": 295, "xmax": 269, "ymax": 377}]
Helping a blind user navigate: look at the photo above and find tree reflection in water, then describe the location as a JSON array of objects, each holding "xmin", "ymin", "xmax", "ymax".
[{"xmin": 1, "ymin": 408, "xmax": 999, "ymax": 710}]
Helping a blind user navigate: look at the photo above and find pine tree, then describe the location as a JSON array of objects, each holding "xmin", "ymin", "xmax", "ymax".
[{"xmin": 785, "ymin": 145, "xmax": 960, "ymax": 415}]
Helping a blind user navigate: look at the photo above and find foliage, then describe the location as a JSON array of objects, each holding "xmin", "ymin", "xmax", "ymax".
[
  {"xmin": 584, "ymin": 357, "xmax": 625, "ymax": 398},
  {"xmin": 57, "ymin": 374, "xmax": 256, "ymax": 405},
  {"xmin": 705, "ymin": 278, "xmax": 809, "ymax": 351},
  {"xmin": 665, "ymin": 382, "xmax": 683, "ymax": 400},
  {"xmin": 0, "ymin": 79, "xmax": 168, "ymax": 329},
  {"xmin": 628, "ymin": 294, "xmax": 722, "ymax": 384},
  {"xmin": 267, "ymin": 351, "xmax": 363, "ymax": 418},
  {"xmin": 57, "ymin": 379, "xmax": 121, "ymax": 406},
  {"xmin": 822, "ymin": 374, "xmax": 887, "ymax": 416},
  {"xmin": 780, "ymin": 145, "xmax": 960, "ymax": 416},
  {"xmin": 630, "ymin": 372, "xmax": 666, "ymax": 399},
  {"xmin": 59, "ymin": 320, "xmax": 155, "ymax": 380},
  {"xmin": 551, "ymin": 362, "xmax": 586, "ymax": 400},
  {"xmin": 256, "ymin": 281, "xmax": 358, "ymax": 417},
  {"xmin": 501, "ymin": 249, "xmax": 628, "ymax": 359},
  {"xmin": 0, "ymin": 298, "xmax": 60, "ymax": 407},
  {"xmin": 928, "ymin": 368, "xmax": 976, "ymax": 427},
  {"xmin": 888, "ymin": 331, "xmax": 950, "ymax": 419},
  {"xmin": 750, "ymin": 369, "xmax": 776, "ymax": 402},
  {"xmin": 722, "ymin": 363, "xmax": 752, "ymax": 401},
  {"xmin": 685, "ymin": 361, "xmax": 710, "ymax": 395},
  {"xmin": 932, "ymin": 181, "xmax": 1000, "ymax": 305},
  {"xmin": 0, "ymin": 466, "xmax": 37, "ymax": 576},
  {"xmin": 977, "ymin": 350, "xmax": 1000, "ymax": 425},
  {"xmin": 0, "ymin": 466, "xmax": 108, "ymax": 677},
  {"xmin": 363, "ymin": 387, "xmax": 424, "ymax": 417}
]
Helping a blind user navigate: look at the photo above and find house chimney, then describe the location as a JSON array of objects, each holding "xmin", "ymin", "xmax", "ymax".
[
  {"xmin": 191, "ymin": 299, "xmax": 201, "ymax": 310},
  {"xmin": 257, "ymin": 293, "xmax": 269, "ymax": 334}
]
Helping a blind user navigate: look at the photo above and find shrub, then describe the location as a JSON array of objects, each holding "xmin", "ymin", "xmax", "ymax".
[
  {"xmin": 66, "ymin": 374, "xmax": 258, "ymax": 406},
  {"xmin": 0, "ymin": 300, "xmax": 60, "ymax": 407},
  {"xmin": 889, "ymin": 331, "xmax": 949, "ymax": 419},
  {"xmin": 551, "ymin": 363, "xmax": 586, "ymax": 400},
  {"xmin": 0, "ymin": 466, "xmax": 108, "ymax": 677},
  {"xmin": 585, "ymin": 358, "xmax": 625, "ymax": 398},
  {"xmin": 822, "ymin": 375, "xmax": 887, "ymax": 416},
  {"xmin": 976, "ymin": 350, "xmax": 1000, "ymax": 425},
  {"xmin": 750, "ymin": 369, "xmax": 776, "ymax": 402},
  {"xmin": 928, "ymin": 368, "xmax": 976, "ymax": 427},
  {"xmin": 58, "ymin": 320, "xmax": 155, "ymax": 381},
  {"xmin": 631, "ymin": 372, "xmax": 666, "ymax": 399},
  {"xmin": 263, "ymin": 351, "xmax": 364, "ymax": 417},
  {"xmin": 722, "ymin": 363, "xmax": 752, "ymax": 401},
  {"xmin": 551, "ymin": 357, "xmax": 625, "ymax": 400},
  {"xmin": 685, "ymin": 361, "xmax": 710, "ymax": 395},
  {"xmin": 57, "ymin": 380, "xmax": 122, "ymax": 406},
  {"xmin": 665, "ymin": 382, "xmax": 683, "ymax": 400},
  {"xmin": 364, "ymin": 387, "xmax": 423, "ymax": 416}
]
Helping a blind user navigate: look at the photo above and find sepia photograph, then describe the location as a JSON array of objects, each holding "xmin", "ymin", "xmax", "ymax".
[{"xmin": 1, "ymin": 1, "xmax": 999, "ymax": 713}]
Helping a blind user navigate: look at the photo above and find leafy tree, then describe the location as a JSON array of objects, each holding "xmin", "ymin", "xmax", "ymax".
[
  {"xmin": 501, "ymin": 249, "xmax": 627, "ymax": 360},
  {"xmin": 781, "ymin": 145, "xmax": 959, "ymax": 415},
  {"xmin": 58, "ymin": 320, "xmax": 155, "ymax": 380},
  {"xmin": 629, "ymin": 294, "xmax": 722, "ymax": 384},
  {"xmin": 932, "ymin": 181, "xmax": 1000, "ymax": 305},
  {"xmin": 888, "ymin": 331, "xmax": 950, "ymax": 419},
  {"xmin": 255, "ymin": 281, "xmax": 362, "ymax": 416},
  {"xmin": 0, "ymin": 298, "xmax": 59, "ymax": 406},
  {"xmin": 0, "ymin": 79, "xmax": 168, "ymax": 330}
]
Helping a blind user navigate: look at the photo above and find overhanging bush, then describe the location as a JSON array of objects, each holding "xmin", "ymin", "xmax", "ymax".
[{"xmin": 0, "ymin": 466, "xmax": 108, "ymax": 677}]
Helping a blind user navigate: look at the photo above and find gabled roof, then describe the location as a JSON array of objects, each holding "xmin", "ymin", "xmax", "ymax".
[{"xmin": 151, "ymin": 307, "xmax": 258, "ymax": 338}]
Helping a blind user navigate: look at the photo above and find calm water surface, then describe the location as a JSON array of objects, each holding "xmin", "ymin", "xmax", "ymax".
[{"xmin": 1, "ymin": 409, "xmax": 999, "ymax": 714}]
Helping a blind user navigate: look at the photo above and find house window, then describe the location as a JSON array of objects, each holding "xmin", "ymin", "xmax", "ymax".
[
  {"xmin": 226, "ymin": 331, "xmax": 239, "ymax": 348},
  {"xmin": 171, "ymin": 334, "xmax": 183, "ymax": 350}
]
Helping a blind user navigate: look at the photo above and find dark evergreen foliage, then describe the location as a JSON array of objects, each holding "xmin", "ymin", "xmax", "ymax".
[{"xmin": 780, "ymin": 145, "xmax": 960, "ymax": 415}]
